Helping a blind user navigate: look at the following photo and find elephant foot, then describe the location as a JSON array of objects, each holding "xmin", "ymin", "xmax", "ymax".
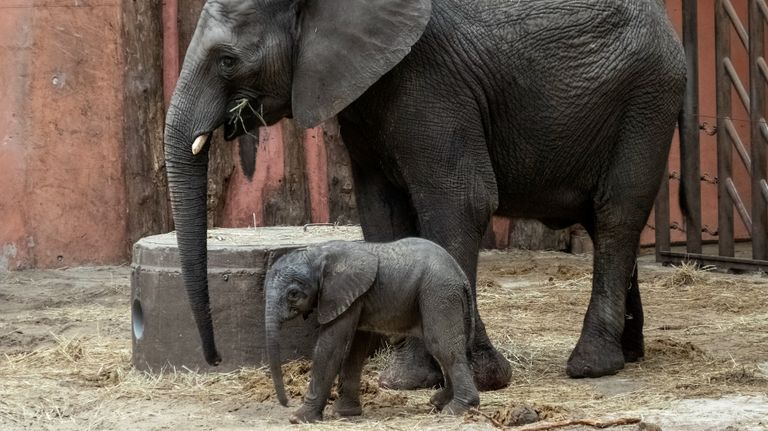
[
  {"xmin": 289, "ymin": 405, "xmax": 323, "ymax": 424},
  {"xmin": 379, "ymin": 338, "xmax": 443, "ymax": 390},
  {"xmin": 429, "ymin": 388, "xmax": 453, "ymax": 411},
  {"xmin": 566, "ymin": 336, "xmax": 625, "ymax": 378},
  {"xmin": 334, "ymin": 397, "xmax": 362, "ymax": 417},
  {"xmin": 470, "ymin": 344, "xmax": 512, "ymax": 391}
]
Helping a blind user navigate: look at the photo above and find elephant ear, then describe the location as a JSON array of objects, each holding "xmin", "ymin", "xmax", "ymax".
[
  {"xmin": 316, "ymin": 246, "xmax": 378, "ymax": 325},
  {"xmin": 292, "ymin": 0, "xmax": 432, "ymax": 129}
]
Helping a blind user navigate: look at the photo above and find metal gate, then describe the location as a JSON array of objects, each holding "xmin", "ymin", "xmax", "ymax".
[{"xmin": 655, "ymin": 0, "xmax": 768, "ymax": 271}]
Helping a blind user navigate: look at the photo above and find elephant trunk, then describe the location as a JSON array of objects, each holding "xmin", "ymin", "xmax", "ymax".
[
  {"xmin": 266, "ymin": 314, "xmax": 289, "ymax": 406},
  {"xmin": 164, "ymin": 98, "xmax": 221, "ymax": 366}
]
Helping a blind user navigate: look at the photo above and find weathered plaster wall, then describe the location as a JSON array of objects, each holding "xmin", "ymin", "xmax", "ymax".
[
  {"xmin": 0, "ymin": 1, "xmax": 127, "ymax": 270},
  {"xmin": 0, "ymin": 1, "xmax": 756, "ymax": 269}
]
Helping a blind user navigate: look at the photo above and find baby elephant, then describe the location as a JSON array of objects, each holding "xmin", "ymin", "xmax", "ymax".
[{"xmin": 265, "ymin": 237, "xmax": 479, "ymax": 423}]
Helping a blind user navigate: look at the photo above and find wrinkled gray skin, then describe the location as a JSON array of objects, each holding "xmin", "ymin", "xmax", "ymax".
[
  {"xmin": 163, "ymin": 0, "xmax": 686, "ymax": 390},
  {"xmin": 265, "ymin": 238, "xmax": 478, "ymax": 423}
]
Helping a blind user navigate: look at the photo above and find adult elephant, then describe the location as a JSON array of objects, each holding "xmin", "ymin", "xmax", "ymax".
[{"xmin": 164, "ymin": 0, "xmax": 686, "ymax": 391}]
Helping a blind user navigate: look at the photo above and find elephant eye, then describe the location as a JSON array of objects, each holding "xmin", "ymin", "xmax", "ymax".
[
  {"xmin": 218, "ymin": 55, "xmax": 238, "ymax": 72},
  {"xmin": 287, "ymin": 290, "xmax": 300, "ymax": 301}
]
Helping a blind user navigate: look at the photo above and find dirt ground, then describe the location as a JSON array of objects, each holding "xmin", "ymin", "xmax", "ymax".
[{"xmin": 1, "ymin": 249, "xmax": 767, "ymax": 430}]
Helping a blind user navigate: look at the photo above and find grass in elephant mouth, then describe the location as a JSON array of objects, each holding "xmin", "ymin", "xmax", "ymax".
[
  {"xmin": 227, "ymin": 98, "xmax": 266, "ymax": 140},
  {"xmin": 0, "ymin": 252, "xmax": 767, "ymax": 429}
]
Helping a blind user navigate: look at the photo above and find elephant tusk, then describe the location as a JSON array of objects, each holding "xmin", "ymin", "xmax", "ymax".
[{"xmin": 191, "ymin": 134, "xmax": 210, "ymax": 155}]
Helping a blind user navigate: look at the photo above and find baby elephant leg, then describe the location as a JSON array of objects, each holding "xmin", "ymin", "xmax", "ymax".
[
  {"xmin": 439, "ymin": 355, "xmax": 478, "ymax": 415},
  {"xmin": 335, "ymin": 331, "xmax": 375, "ymax": 417},
  {"xmin": 428, "ymin": 346, "xmax": 478, "ymax": 415},
  {"xmin": 421, "ymin": 291, "xmax": 479, "ymax": 415},
  {"xmin": 291, "ymin": 304, "xmax": 362, "ymax": 424}
]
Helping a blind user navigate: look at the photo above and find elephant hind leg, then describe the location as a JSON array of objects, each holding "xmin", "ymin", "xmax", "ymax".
[
  {"xmin": 621, "ymin": 263, "xmax": 644, "ymax": 363},
  {"xmin": 566, "ymin": 211, "xmax": 640, "ymax": 378},
  {"xmin": 567, "ymin": 89, "xmax": 677, "ymax": 378},
  {"xmin": 424, "ymin": 342, "xmax": 479, "ymax": 415},
  {"xmin": 420, "ymin": 289, "xmax": 480, "ymax": 414},
  {"xmin": 575, "ymin": 222, "xmax": 644, "ymax": 373}
]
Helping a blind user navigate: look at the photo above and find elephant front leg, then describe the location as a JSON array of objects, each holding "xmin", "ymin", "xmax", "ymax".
[
  {"xmin": 291, "ymin": 305, "xmax": 362, "ymax": 424},
  {"xmin": 345, "ymin": 159, "xmax": 446, "ymax": 390},
  {"xmin": 334, "ymin": 331, "xmax": 375, "ymax": 417},
  {"xmin": 397, "ymin": 185, "xmax": 511, "ymax": 391}
]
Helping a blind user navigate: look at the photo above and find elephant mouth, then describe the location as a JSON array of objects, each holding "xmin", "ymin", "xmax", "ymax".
[
  {"xmin": 224, "ymin": 97, "xmax": 267, "ymax": 141},
  {"xmin": 189, "ymin": 98, "xmax": 262, "ymax": 155},
  {"xmin": 189, "ymin": 95, "xmax": 291, "ymax": 155}
]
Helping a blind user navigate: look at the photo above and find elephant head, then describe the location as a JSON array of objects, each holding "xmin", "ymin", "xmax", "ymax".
[
  {"xmin": 163, "ymin": 0, "xmax": 431, "ymax": 366},
  {"xmin": 264, "ymin": 244, "xmax": 378, "ymax": 406}
]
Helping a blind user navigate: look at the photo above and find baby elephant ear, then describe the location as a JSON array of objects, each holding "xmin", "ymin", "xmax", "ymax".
[
  {"xmin": 292, "ymin": 0, "xmax": 432, "ymax": 129},
  {"xmin": 316, "ymin": 246, "xmax": 378, "ymax": 324}
]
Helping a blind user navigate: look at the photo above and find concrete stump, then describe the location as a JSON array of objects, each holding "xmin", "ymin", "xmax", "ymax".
[{"xmin": 131, "ymin": 226, "xmax": 363, "ymax": 372}]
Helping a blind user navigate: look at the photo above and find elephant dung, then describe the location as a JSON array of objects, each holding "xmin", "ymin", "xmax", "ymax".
[{"xmin": 130, "ymin": 226, "xmax": 363, "ymax": 372}]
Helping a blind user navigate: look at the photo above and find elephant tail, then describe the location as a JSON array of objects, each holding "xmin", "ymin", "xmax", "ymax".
[
  {"xmin": 677, "ymin": 109, "xmax": 689, "ymax": 221},
  {"xmin": 463, "ymin": 279, "xmax": 476, "ymax": 359}
]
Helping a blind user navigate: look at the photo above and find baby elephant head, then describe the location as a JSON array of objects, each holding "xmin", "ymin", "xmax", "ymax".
[{"xmin": 264, "ymin": 243, "xmax": 378, "ymax": 406}]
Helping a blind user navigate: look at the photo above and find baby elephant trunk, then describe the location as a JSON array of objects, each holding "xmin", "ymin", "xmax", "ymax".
[{"xmin": 266, "ymin": 316, "xmax": 289, "ymax": 406}]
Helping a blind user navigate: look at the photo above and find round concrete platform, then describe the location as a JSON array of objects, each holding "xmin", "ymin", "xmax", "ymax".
[{"xmin": 131, "ymin": 226, "xmax": 363, "ymax": 372}]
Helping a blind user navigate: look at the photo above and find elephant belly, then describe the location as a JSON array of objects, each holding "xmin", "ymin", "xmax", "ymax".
[
  {"xmin": 357, "ymin": 294, "xmax": 422, "ymax": 337},
  {"xmin": 358, "ymin": 320, "xmax": 423, "ymax": 339},
  {"xmin": 495, "ymin": 187, "xmax": 592, "ymax": 223}
]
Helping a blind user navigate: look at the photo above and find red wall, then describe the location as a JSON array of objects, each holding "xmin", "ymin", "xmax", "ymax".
[
  {"xmin": 0, "ymin": 2, "xmax": 755, "ymax": 269},
  {"xmin": 0, "ymin": 1, "xmax": 127, "ymax": 270}
]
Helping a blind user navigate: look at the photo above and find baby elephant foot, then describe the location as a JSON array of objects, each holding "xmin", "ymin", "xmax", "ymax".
[
  {"xmin": 429, "ymin": 388, "xmax": 452, "ymax": 411},
  {"xmin": 334, "ymin": 397, "xmax": 362, "ymax": 417},
  {"xmin": 289, "ymin": 405, "xmax": 323, "ymax": 424}
]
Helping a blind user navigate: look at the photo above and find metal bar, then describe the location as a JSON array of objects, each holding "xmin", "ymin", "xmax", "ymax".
[
  {"xmin": 758, "ymin": 57, "xmax": 768, "ymax": 82},
  {"xmin": 758, "ymin": 0, "xmax": 768, "ymax": 20},
  {"xmin": 680, "ymin": 0, "xmax": 702, "ymax": 254},
  {"xmin": 660, "ymin": 251, "xmax": 768, "ymax": 272},
  {"xmin": 726, "ymin": 177, "xmax": 753, "ymax": 235},
  {"xmin": 762, "ymin": 179, "xmax": 768, "ymax": 201},
  {"xmin": 717, "ymin": 0, "xmax": 736, "ymax": 257},
  {"xmin": 725, "ymin": 58, "xmax": 752, "ymax": 111},
  {"xmin": 750, "ymin": 0, "xmax": 768, "ymax": 260},
  {"xmin": 655, "ymin": 166, "xmax": 671, "ymax": 263},
  {"xmin": 761, "ymin": 120, "xmax": 768, "ymax": 142},
  {"xmin": 724, "ymin": 118, "xmax": 753, "ymax": 174},
  {"xmin": 724, "ymin": 0, "xmax": 751, "ymax": 49}
]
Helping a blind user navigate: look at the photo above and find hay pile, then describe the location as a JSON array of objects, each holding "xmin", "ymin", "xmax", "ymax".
[{"xmin": 1, "ymin": 252, "xmax": 767, "ymax": 429}]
